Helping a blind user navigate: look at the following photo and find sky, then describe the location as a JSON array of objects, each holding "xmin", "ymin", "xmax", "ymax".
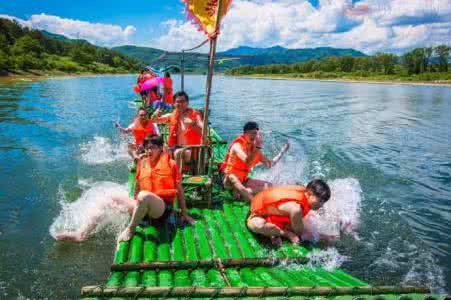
[{"xmin": 0, "ymin": 0, "xmax": 450, "ymax": 54}]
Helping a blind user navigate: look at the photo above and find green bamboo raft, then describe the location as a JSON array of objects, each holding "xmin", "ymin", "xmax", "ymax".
[{"xmin": 81, "ymin": 102, "xmax": 441, "ymax": 299}]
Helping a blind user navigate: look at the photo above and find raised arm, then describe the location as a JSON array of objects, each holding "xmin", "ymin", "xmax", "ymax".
[
  {"xmin": 231, "ymin": 142, "xmax": 259, "ymax": 165},
  {"xmin": 271, "ymin": 141, "xmax": 290, "ymax": 167},
  {"xmin": 115, "ymin": 121, "xmax": 132, "ymax": 134}
]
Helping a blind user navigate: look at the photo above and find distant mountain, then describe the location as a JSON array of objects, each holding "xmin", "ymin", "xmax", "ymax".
[
  {"xmin": 219, "ymin": 45, "xmax": 288, "ymax": 56},
  {"xmin": 112, "ymin": 45, "xmax": 166, "ymax": 65},
  {"xmin": 112, "ymin": 44, "xmax": 367, "ymax": 72},
  {"xmin": 218, "ymin": 46, "xmax": 366, "ymax": 65}
]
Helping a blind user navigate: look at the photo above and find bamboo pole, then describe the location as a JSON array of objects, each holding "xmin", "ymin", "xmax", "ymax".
[
  {"xmin": 111, "ymin": 257, "xmax": 309, "ymax": 272},
  {"xmin": 200, "ymin": 0, "xmax": 224, "ymax": 174},
  {"xmin": 180, "ymin": 39, "xmax": 209, "ymax": 91},
  {"xmin": 81, "ymin": 286, "xmax": 432, "ymax": 298}
]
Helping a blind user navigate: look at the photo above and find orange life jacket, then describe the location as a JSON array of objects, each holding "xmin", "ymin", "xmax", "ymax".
[
  {"xmin": 136, "ymin": 153, "xmax": 177, "ymax": 202},
  {"xmin": 148, "ymin": 89, "xmax": 161, "ymax": 104},
  {"xmin": 222, "ymin": 135, "xmax": 262, "ymax": 182},
  {"xmin": 251, "ymin": 186, "xmax": 311, "ymax": 229},
  {"xmin": 168, "ymin": 108, "xmax": 202, "ymax": 147},
  {"xmin": 132, "ymin": 118, "xmax": 155, "ymax": 146},
  {"xmin": 163, "ymin": 77, "xmax": 173, "ymax": 105}
]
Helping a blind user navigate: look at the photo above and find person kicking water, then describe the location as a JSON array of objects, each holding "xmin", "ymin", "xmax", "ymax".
[
  {"xmin": 56, "ymin": 135, "xmax": 194, "ymax": 242},
  {"xmin": 246, "ymin": 179, "xmax": 331, "ymax": 245}
]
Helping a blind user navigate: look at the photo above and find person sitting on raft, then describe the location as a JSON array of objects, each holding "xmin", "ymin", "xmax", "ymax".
[
  {"xmin": 115, "ymin": 107, "xmax": 159, "ymax": 160},
  {"xmin": 247, "ymin": 179, "xmax": 331, "ymax": 245},
  {"xmin": 221, "ymin": 121, "xmax": 289, "ymax": 202},
  {"xmin": 151, "ymin": 91, "xmax": 204, "ymax": 165},
  {"xmin": 118, "ymin": 135, "xmax": 195, "ymax": 241}
]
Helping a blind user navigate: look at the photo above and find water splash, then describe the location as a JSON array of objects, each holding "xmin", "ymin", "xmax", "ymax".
[
  {"xmin": 80, "ymin": 136, "xmax": 129, "ymax": 165},
  {"xmin": 49, "ymin": 181, "xmax": 130, "ymax": 240},
  {"xmin": 306, "ymin": 248, "xmax": 348, "ymax": 271},
  {"xmin": 303, "ymin": 178, "xmax": 363, "ymax": 242},
  {"xmin": 370, "ymin": 237, "xmax": 446, "ymax": 293}
]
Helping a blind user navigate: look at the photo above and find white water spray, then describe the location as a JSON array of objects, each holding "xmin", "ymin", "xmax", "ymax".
[
  {"xmin": 49, "ymin": 181, "xmax": 130, "ymax": 240},
  {"xmin": 80, "ymin": 136, "xmax": 129, "ymax": 164}
]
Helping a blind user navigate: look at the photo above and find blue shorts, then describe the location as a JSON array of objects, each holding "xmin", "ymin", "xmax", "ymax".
[{"xmin": 152, "ymin": 101, "xmax": 173, "ymax": 110}]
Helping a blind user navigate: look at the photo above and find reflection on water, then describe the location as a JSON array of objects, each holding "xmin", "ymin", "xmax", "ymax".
[{"xmin": 0, "ymin": 75, "xmax": 450, "ymax": 297}]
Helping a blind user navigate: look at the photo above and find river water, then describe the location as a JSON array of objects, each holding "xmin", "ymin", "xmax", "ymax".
[{"xmin": 0, "ymin": 75, "xmax": 450, "ymax": 298}]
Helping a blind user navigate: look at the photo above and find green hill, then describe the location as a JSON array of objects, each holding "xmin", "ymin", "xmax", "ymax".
[
  {"xmin": 112, "ymin": 45, "xmax": 367, "ymax": 72},
  {"xmin": 0, "ymin": 18, "xmax": 141, "ymax": 75}
]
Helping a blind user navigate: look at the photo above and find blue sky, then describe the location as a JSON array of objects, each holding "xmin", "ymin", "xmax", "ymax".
[{"xmin": 1, "ymin": 0, "xmax": 450, "ymax": 54}]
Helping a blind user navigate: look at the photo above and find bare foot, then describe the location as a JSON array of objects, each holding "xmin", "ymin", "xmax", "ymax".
[
  {"xmin": 285, "ymin": 231, "xmax": 300, "ymax": 244},
  {"xmin": 118, "ymin": 227, "xmax": 134, "ymax": 242},
  {"xmin": 270, "ymin": 236, "xmax": 282, "ymax": 246},
  {"xmin": 56, "ymin": 232, "xmax": 86, "ymax": 242}
]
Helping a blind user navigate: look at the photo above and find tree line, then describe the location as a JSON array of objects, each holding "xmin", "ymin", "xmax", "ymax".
[
  {"xmin": 0, "ymin": 18, "xmax": 141, "ymax": 74},
  {"xmin": 224, "ymin": 46, "xmax": 450, "ymax": 79}
]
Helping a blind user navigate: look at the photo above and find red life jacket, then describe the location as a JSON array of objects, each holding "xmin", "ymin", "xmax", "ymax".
[
  {"xmin": 163, "ymin": 77, "xmax": 173, "ymax": 105},
  {"xmin": 136, "ymin": 153, "xmax": 177, "ymax": 202},
  {"xmin": 251, "ymin": 186, "xmax": 311, "ymax": 229},
  {"xmin": 167, "ymin": 108, "xmax": 202, "ymax": 147},
  {"xmin": 132, "ymin": 118, "xmax": 155, "ymax": 146},
  {"xmin": 221, "ymin": 135, "xmax": 262, "ymax": 182}
]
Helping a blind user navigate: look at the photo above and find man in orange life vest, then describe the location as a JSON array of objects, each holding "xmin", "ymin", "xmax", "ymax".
[
  {"xmin": 222, "ymin": 122, "xmax": 289, "ymax": 202},
  {"xmin": 118, "ymin": 135, "xmax": 195, "ymax": 242},
  {"xmin": 115, "ymin": 107, "xmax": 159, "ymax": 160},
  {"xmin": 152, "ymin": 91, "xmax": 203, "ymax": 165},
  {"xmin": 247, "ymin": 179, "xmax": 331, "ymax": 245}
]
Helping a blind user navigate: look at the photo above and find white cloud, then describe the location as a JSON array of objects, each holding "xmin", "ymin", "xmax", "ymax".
[
  {"xmin": 0, "ymin": 14, "xmax": 136, "ymax": 47},
  {"xmin": 153, "ymin": 0, "xmax": 451, "ymax": 54}
]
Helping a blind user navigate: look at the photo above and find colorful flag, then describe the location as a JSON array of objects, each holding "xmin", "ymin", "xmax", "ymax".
[{"xmin": 182, "ymin": 0, "xmax": 233, "ymax": 38}]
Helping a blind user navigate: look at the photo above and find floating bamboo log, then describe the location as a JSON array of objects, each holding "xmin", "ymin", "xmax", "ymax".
[
  {"xmin": 81, "ymin": 286, "xmax": 431, "ymax": 298},
  {"xmin": 111, "ymin": 257, "xmax": 309, "ymax": 272}
]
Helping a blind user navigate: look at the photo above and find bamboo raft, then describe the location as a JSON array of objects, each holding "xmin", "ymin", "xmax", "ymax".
[{"xmin": 80, "ymin": 101, "xmax": 444, "ymax": 299}]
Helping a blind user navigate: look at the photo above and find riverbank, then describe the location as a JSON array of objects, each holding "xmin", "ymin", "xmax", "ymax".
[
  {"xmin": 235, "ymin": 73, "xmax": 451, "ymax": 87},
  {"xmin": 0, "ymin": 70, "xmax": 134, "ymax": 83}
]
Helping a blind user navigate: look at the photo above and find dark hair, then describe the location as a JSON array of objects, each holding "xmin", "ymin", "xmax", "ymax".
[
  {"xmin": 138, "ymin": 107, "xmax": 147, "ymax": 114},
  {"xmin": 243, "ymin": 121, "xmax": 259, "ymax": 132},
  {"xmin": 306, "ymin": 179, "xmax": 331, "ymax": 204},
  {"xmin": 143, "ymin": 135, "xmax": 164, "ymax": 148},
  {"xmin": 165, "ymin": 71, "xmax": 171, "ymax": 78},
  {"xmin": 174, "ymin": 91, "xmax": 189, "ymax": 102}
]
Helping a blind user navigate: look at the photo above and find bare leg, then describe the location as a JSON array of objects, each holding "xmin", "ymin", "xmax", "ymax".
[
  {"xmin": 118, "ymin": 191, "xmax": 165, "ymax": 242},
  {"xmin": 247, "ymin": 216, "xmax": 300, "ymax": 244},
  {"xmin": 245, "ymin": 178, "xmax": 272, "ymax": 194},
  {"xmin": 223, "ymin": 174, "xmax": 253, "ymax": 202},
  {"xmin": 112, "ymin": 194, "xmax": 136, "ymax": 214},
  {"xmin": 56, "ymin": 216, "xmax": 101, "ymax": 242}
]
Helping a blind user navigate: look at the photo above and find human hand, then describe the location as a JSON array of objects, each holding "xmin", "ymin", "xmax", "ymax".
[
  {"xmin": 282, "ymin": 141, "xmax": 290, "ymax": 152},
  {"xmin": 180, "ymin": 213, "xmax": 195, "ymax": 225},
  {"xmin": 255, "ymin": 131, "xmax": 263, "ymax": 148},
  {"xmin": 285, "ymin": 231, "xmax": 300, "ymax": 244},
  {"xmin": 183, "ymin": 117, "xmax": 194, "ymax": 126}
]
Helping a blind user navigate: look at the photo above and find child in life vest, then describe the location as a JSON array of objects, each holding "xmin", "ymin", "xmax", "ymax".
[{"xmin": 247, "ymin": 179, "xmax": 331, "ymax": 245}]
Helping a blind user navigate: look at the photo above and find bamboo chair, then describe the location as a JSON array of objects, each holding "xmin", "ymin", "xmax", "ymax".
[{"xmin": 179, "ymin": 145, "xmax": 214, "ymax": 208}]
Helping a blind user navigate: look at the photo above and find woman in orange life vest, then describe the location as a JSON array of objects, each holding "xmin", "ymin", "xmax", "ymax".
[
  {"xmin": 162, "ymin": 71, "xmax": 174, "ymax": 105},
  {"xmin": 117, "ymin": 135, "xmax": 195, "ymax": 242},
  {"xmin": 151, "ymin": 91, "xmax": 204, "ymax": 165},
  {"xmin": 115, "ymin": 107, "xmax": 160, "ymax": 160},
  {"xmin": 247, "ymin": 179, "xmax": 331, "ymax": 246},
  {"xmin": 222, "ymin": 121, "xmax": 290, "ymax": 202}
]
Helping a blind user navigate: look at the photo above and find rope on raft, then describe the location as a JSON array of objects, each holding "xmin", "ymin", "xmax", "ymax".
[
  {"xmin": 80, "ymin": 286, "xmax": 432, "ymax": 298},
  {"xmin": 110, "ymin": 256, "xmax": 309, "ymax": 271}
]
